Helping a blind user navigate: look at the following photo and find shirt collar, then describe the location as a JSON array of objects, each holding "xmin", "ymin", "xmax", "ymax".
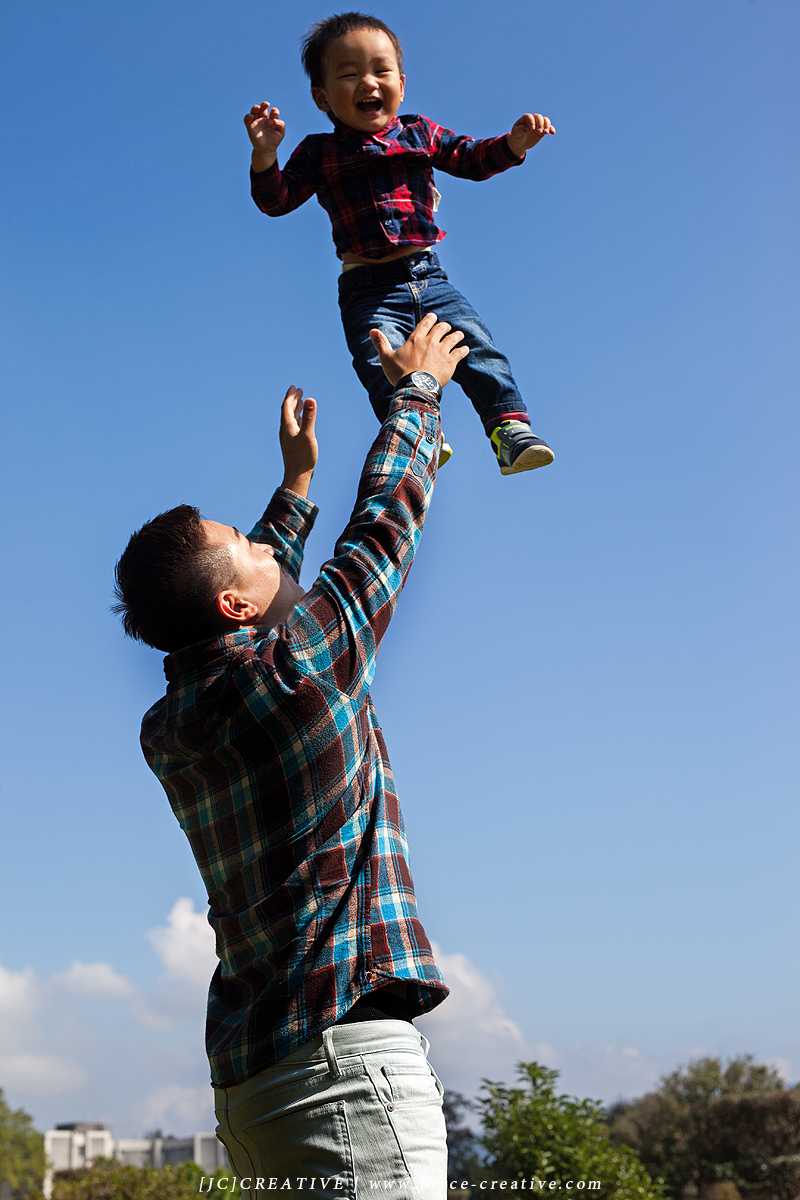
[
  {"xmin": 331, "ymin": 114, "xmax": 402, "ymax": 144},
  {"xmin": 163, "ymin": 627, "xmax": 262, "ymax": 682}
]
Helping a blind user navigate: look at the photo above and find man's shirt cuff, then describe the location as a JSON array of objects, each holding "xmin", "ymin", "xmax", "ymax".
[
  {"xmin": 265, "ymin": 487, "xmax": 319, "ymax": 534},
  {"xmin": 388, "ymin": 384, "xmax": 442, "ymax": 419}
]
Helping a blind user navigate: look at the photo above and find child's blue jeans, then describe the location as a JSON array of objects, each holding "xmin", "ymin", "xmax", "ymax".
[{"xmin": 337, "ymin": 250, "xmax": 530, "ymax": 435}]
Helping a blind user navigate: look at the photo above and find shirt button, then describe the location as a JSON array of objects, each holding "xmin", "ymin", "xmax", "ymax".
[{"xmin": 426, "ymin": 434, "xmax": 435, "ymax": 443}]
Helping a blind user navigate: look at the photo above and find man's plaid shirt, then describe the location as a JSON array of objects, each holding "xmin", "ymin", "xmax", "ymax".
[
  {"xmin": 250, "ymin": 113, "xmax": 526, "ymax": 260},
  {"xmin": 140, "ymin": 387, "xmax": 448, "ymax": 1087}
]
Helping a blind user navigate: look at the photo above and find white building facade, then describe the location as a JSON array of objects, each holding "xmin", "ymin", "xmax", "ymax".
[{"xmin": 43, "ymin": 1123, "xmax": 229, "ymax": 1196}]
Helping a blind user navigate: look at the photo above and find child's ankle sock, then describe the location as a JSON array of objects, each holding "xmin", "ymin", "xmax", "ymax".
[{"xmin": 485, "ymin": 412, "xmax": 530, "ymax": 437}]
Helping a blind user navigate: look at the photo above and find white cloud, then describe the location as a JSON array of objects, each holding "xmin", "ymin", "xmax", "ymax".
[
  {"xmin": 0, "ymin": 962, "xmax": 47, "ymax": 1056},
  {"xmin": 0, "ymin": 962, "xmax": 39, "ymax": 1020},
  {"xmin": 52, "ymin": 962, "xmax": 136, "ymax": 1001},
  {"xmin": 550, "ymin": 1043, "xmax": 662, "ymax": 1104},
  {"xmin": 0, "ymin": 963, "xmax": 87, "ymax": 1097},
  {"xmin": 0, "ymin": 914, "xmax": 716, "ymax": 1138},
  {"xmin": 146, "ymin": 898, "xmax": 218, "ymax": 991},
  {"xmin": 133, "ymin": 898, "xmax": 218, "ymax": 1029},
  {"xmin": 417, "ymin": 944, "xmax": 528, "ymax": 1098},
  {"xmin": 0, "ymin": 904, "xmax": 216, "ymax": 1128},
  {"xmin": 415, "ymin": 946, "xmax": 663, "ymax": 1105},
  {"xmin": 0, "ymin": 1052, "xmax": 86, "ymax": 1096},
  {"xmin": 768, "ymin": 1057, "xmax": 791, "ymax": 1083},
  {"xmin": 134, "ymin": 1084, "xmax": 216, "ymax": 1135}
]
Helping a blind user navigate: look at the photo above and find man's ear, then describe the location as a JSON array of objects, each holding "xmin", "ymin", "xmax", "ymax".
[
  {"xmin": 399, "ymin": 74, "xmax": 405, "ymax": 103},
  {"xmin": 215, "ymin": 590, "xmax": 259, "ymax": 625},
  {"xmin": 311, "ymin": 86, "xmax": 332, "ymax": 113}
]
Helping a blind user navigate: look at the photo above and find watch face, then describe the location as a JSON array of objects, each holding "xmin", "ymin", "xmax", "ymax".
[{"xmin": 410, "ymin": 371, "xmax": 440, "ymax": 394}]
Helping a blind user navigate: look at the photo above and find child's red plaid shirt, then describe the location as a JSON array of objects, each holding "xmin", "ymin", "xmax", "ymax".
[{"xmin": 251, "ymin": 113, "xmax": 526, "ymax": 260}]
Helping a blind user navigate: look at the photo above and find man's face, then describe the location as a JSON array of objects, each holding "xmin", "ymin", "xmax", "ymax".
[
  {"xmin": 312, "ymin": 28, "xmax": 405, "ymax": 134},
  {"xmin": 202, "ymin": 520, "xmax": 305, "ymax": 630}
]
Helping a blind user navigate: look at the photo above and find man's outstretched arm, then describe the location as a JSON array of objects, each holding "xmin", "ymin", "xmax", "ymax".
[
  {"xmin": 279, "ymin": 386, "xmax": 317, "ymax": 500},
  {"xmin": 285, "ymin": 315, "xmax": 468, "ymax": 702},
  {"xmin": 247, "ymin": 386, "xmax": 319, "ymax": 583}
]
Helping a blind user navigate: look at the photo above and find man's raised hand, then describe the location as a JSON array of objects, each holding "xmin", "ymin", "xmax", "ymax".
[
  {"xmin": 245, "ymin": 102, "xmax": 286, "ymax": 171},
  {"xmin": 279, "ymin": 386, "xmax": 317, "ymax": 500},
  {"xmin": 507, "ymin": 112, "xmax": 556, "ymax": 156},
  {"xmin": 369, "ymin": 314, "xmax": 469, "ymax": 388}
]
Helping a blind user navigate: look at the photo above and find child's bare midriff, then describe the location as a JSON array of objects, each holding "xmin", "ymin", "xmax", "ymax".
[{"xmin": 341, "ymin": 245, "xmax": 428, "ymax": 266}]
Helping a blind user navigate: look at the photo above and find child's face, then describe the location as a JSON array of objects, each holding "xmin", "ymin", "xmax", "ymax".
[{"xmin": 312, "ymin": 28, "xmax": 405, "ymax": 134}]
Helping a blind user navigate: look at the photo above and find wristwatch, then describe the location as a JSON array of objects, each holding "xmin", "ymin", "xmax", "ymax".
[{"xmin": 394, "ymin": 371, "xmax": 442, "ymax": 402}]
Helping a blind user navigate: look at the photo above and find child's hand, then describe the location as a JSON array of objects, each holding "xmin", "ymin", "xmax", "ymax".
[
  {"xmin": 245, "ymin": 102, "xmax": 286, "ymax": 171},
  {"xmin": 279, "ymin": 386, "xmax": 317, "ymax": 499},
  {"xmin": 507, "ymin": 112, "xmax": 556, "ymax": 156}
]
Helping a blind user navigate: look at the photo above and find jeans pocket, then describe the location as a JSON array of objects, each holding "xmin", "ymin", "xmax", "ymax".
[
  {"xmin": 337, "ymin": 287, "xmax": 358, "ymax": 318},
  {"xmin": 227, "ymin": 1098, "xmax": 356, "ymax": 1197},
  {"xmin": 382, "ymin": 1064, "xmax": 443, "ymax": 1106},
  {"xmin": 379, "ymin": 1065, "xmax": 446, "ymax": 1198}
]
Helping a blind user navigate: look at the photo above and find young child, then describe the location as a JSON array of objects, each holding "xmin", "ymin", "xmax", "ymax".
[{"xmin": 245, "ymin": 11, "xmax": 556, "ymax": 475}]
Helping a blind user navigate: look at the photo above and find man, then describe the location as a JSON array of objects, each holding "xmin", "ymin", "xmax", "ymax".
[{"xmin": 114, "ymin": 315, "xmax": 469, "ymax": 1198}]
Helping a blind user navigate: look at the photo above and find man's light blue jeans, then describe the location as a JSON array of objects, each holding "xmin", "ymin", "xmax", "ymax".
[{"xmin": 214, "ymin": 1020, "xmax": 447, "ymax": 1199}]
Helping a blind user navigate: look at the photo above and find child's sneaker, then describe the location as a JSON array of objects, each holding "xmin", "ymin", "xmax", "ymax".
[
  {"xmin": 438, "ymin": 435, "xmax": 453, "ymax": 467},
  {"xmin": 490, "ymin": 421, "xmax": 554, "ymax": 475}
]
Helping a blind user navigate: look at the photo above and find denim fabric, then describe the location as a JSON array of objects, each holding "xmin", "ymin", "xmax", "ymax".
[
  {"xmin": 338, "ymin": 251, "xmax": 530, "ymax": 434},
  {"xmin": 214, "ymin": 1020, "xmax": 446, "ymax": 1199}
]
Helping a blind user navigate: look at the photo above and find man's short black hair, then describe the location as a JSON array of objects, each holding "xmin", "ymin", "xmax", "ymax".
[
  {"xmin": 301, "ymin": 11, "xmax": 404, "ymax": 89},
  {"xmin": 113, "ymin": 505, "xmax": 235, "ymax": 653}
]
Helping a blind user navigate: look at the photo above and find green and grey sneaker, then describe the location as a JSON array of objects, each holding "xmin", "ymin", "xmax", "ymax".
[
  {"xmin": 490, "ymin": 421, "xmax": 554, "ymax": 475},
  {"xmin": 438, "ymin": 434, "xmax": 453, "ymax": 467}
]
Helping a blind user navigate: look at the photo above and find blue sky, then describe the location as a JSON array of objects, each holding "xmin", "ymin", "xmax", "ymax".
[{"xmin": 1, "ymin": 0, "xmax": 798, "ymax": 1138}]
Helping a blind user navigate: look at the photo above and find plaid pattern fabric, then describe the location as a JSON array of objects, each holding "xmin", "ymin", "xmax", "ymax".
[
  {"xmin": 141, "ymin": 387, "xmax": 448, "ymax": 1087},
  {"xmin": 251, "ymin": 113, "xmax": 525, "ymax": 260}
]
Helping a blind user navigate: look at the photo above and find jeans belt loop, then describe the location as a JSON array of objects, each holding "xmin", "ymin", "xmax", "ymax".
[
  {"xmin": 322, "ymin": 1027, "xmax": 342, "ymax": 1079},
  {"xmin": 418, "ymin": 1032, "xmax": 431, "ymax": 1059}
]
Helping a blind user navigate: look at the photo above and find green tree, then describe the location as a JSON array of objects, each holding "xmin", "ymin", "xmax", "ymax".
[
  {"xmin": 712, "ymin": 1090, "xmax": 800, "ymax": 1200},
  {"xmin": 477, "ymin": 1062, "xmax": 664, "ymax": 1197},
  {"xmin": 609, "ymin": 1055, "xmax": 795, "ymax": 1198},
  {"xmin": 443, "ymin": 1091, "xmax": 483, "ymax": 1182},
  {"xmin": 0, "ymin": 1088, "xmax": 46, "ymax": 1199},
  {"xmin": 51, "ymin": 1159, "xmax": 228, "ymax": 1200}
]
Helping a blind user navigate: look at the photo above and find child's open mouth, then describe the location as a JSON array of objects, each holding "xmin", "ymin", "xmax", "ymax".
[{"xmin": 356, "ymin": 99, "xmax": 382, "ymax": 114}]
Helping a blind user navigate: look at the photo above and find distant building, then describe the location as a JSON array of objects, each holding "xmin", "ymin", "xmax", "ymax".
[{"xmin": 43, "ymin": 1123, "xmax": 229, "ymax": 1197}]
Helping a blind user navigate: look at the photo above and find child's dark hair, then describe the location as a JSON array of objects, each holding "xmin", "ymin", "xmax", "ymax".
[
  {"xmin": 113, "ymin": 504, "xmax": 234, "ymax": 652},
  {"xmin": 301, "ymin": 12, "xmax": 403, "ymax": 88}
]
